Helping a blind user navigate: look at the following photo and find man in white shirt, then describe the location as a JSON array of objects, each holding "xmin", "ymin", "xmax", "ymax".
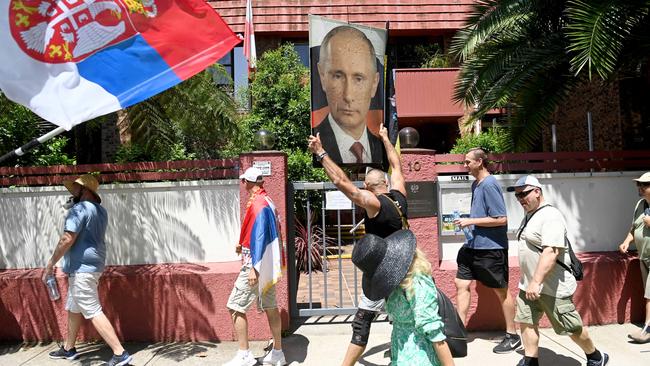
[{"xmin": 314, "ymin": 25, "xmax": 382, "ymax": 165}]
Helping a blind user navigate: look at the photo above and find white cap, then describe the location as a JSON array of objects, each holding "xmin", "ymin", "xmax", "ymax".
[
  {"xmin": 506, "ymin": 175, "xmax": 542, "ymax": 192},
  {"xmin": 239, "ymin": 167, "xmax": 264, "ymax": 182},
  {"xmin": 633, "ymin": 172, "xmax": 650, "ymax": 183}
]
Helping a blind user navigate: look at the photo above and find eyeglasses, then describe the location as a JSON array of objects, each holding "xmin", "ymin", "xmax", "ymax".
[
  {"xmin": 514, "ymin": 189, "xmax": 536, "ymax": 199},
  {"xmin": 637, "ymin": 182, "xmax": 650, "ymax": 188}
]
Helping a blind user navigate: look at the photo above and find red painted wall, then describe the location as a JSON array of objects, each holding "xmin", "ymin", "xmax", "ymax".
[{"xmin": 0, "ymin": 150, "xmax": 645, "ymax": 342}]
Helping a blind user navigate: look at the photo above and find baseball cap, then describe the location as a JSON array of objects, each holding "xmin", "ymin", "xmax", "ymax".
[
  {"xmin": 633, "ymin": 172, "xmax": 650, "ymax": 183},
  {"xmin": 506, "ymin": 175, "xmax": 542, "ymax": 192},
  {"xmin": 239, "ymin": 167, "xmax": 264, "ymax": 182}
]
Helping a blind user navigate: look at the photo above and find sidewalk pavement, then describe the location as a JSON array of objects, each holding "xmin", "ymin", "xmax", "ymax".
[{"xmin": 1, "ymin": 317, "xmax": 648, "ymax": 365}]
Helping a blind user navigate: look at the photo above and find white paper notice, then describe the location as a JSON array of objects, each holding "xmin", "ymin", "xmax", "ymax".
[{"xmin": 325, "ymin": 191, "xmax": 352, "ymax": 210}]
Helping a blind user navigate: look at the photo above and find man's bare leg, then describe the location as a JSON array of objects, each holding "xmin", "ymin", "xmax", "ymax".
[{"xmin": 455, "ymin": 278, "xmax": 472, "ymax": 325}]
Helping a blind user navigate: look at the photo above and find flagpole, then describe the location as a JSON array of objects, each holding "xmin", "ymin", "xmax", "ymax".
[{"xmin": 0, "ymin": 126, "xmax": 66, "ymax": 164}]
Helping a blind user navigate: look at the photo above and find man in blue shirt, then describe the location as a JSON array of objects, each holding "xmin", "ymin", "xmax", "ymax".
[
  {"xmin": 43, "ymin": 174, "xmax": 131, "ymax": 366},
  {"xmin": 453, "ymin": 148, "xmax": 520, "ymax": 354}
]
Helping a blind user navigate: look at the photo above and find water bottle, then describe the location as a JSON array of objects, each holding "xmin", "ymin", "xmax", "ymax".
[
  {"xmin": 45, "ymin": 275, "xmax": 60, "ymax": 301},
  {"xmin": 452, "ymin": 210, "xmax": 462, "ymax": 233},
  {"xmin": 452, "ymin": 210, "xmax": 474, "ymax": 241}
]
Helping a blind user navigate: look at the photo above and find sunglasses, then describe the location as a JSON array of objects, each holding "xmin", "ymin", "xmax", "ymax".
[
  {"xmin": 514, "ymin": 189, "xmax": 536, "ymax": 199},
  {"xmin": 637, "ymin": 182, "xmax": 650, "ymax": 188}
]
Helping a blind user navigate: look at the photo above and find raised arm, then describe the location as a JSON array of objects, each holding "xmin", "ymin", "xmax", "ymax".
[
  {"xmin": 308, "ymin": 133, "xmax": 380, "ymax": 211},
  {"xmin": 378, "ymin": 125, "xmax": 405, "ymax": 196}
]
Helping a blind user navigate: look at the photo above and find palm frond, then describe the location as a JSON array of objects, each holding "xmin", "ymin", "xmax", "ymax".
[{"xmin": 566, "ymin": 0, "xmax": 650, "ymax": 79}]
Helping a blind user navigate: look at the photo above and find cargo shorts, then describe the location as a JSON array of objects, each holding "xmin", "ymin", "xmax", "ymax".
[
  {"xmin": 66, "ymin": 272, "xmax": 103, "ymax": 319},
  {"xmin": 226, "ymin": 266, "xmax": 277, "ymax": 313},
  {"xmin": 515, "ymin": 290, "xmax": 583, "ymax": 335}
]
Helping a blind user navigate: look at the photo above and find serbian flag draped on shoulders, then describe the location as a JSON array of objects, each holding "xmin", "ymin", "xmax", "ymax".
[
  {"xmin": 0, "ymin": 0, "xmax": 240, "ymax": 129},
  {"xmin": 240, "ymin": 189, "xmax": 285, "ymax": 295}
]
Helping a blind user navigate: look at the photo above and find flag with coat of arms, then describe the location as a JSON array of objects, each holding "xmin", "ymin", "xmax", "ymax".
[
  {"xmin": 239, "ymin": 189, "xmax": 284, "ymax": 295},
  {"xmin": 0, "ymin": 0, "xmax": 241, "ymax": 129}
]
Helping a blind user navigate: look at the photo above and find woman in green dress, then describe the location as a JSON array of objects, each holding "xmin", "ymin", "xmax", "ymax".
[{"xmin": 352, "ymin": 230, "xmax": 454, "ymax": 366}]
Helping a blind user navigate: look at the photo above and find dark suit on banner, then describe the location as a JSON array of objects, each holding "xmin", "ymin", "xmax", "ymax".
[{"xmin": 314, "ymin": 116, "xmax": 382, "ymax": 165}]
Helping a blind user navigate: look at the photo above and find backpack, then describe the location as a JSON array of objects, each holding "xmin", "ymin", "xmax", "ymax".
[
  {"xmin": 436, "ymin": 287, "xmax": 468, "ymax": 358},
  {"xmin": 517, "ymin": 205, "xmax": 584, "ymax": 281}
]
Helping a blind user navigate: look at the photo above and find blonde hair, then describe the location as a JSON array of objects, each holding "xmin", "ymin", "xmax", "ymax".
[{"xmin": 399, "ymin": 248, "xmax": 432, "ymax": 298}]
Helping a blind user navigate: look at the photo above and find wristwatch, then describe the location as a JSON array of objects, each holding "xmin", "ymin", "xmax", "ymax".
[{"xmin": 316, "ymin": 151, "xmax": 328, "ymax": 162}]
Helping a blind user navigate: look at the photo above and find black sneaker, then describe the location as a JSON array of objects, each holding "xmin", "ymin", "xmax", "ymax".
[
  {"xmin": 586, "ymin": 351, "xmax": 609, "ymax": 366},
  {"xmin": 493, "ymin": 333, "xmax": 522, "ymax": 354},
  {"xmin": 48, "ymin": 346, "xmax": 78, "ymax": 360}
]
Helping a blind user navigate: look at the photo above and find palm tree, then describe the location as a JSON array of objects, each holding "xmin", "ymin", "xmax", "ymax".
[
  {"xmin": 566, "ymin": 0, "xmax": 650, "ymax": 80},
  {"xmin": 450, "ymin": 0, "xmax": 575, "ymax": 151},
  {"xmin": 123, "ymin": 64, "xmax": 240, "ymax": 160}
]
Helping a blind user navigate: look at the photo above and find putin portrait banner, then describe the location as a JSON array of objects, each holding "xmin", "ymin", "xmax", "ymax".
[{"xmin": 309, "ymin": 15, "xmax": 387, "ymax": 168}]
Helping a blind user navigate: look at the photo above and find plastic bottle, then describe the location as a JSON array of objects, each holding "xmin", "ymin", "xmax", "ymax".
[
  {"xmin": 452, "ymin": 210, "xmax": 462, "ymax": 233},
  {"xmin": 45, "ymin": 275, "xmax": 60, "ymax": 301},
  {"xmin": 452, "ymin": 210, "xmax": 474, "ymax": 241}
]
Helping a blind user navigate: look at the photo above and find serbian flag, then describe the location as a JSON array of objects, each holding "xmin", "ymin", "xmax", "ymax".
[
  {"xmin": 240, "ymin": 190, "xmax": 284, "ymax": 294},
  {"xmin": 243, "ymin": 0, "xmax": 256, "ymax": 72},
  {"xmin": 0, "ymin": 0, "xmax": 241, "ymax": 130}
]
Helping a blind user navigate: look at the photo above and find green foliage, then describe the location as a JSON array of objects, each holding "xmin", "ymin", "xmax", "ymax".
[
  {"xmin": 566, "ymin": 0, "xmax": 650, "ymax": 80},
  {"xmin": 450, "ymin": 0, "xmax": 575, "ymax": 151},
  {"xmin": 415, "ymin": 44, "xmax": 454, "ymax": 68},
  {"xmin": 122, "ymin": 64, "xmax": 240, "ymax": 161},
  {"xmin": 450, "ymin": 127, "xmax": 513, "ymax": 154},
  {"xmin": 242, "ymin": 43, "xmax": 326, "ymax": 182},
  {"xmin": 0, "ymin": 93, "xmax": 75, "ymax": 166},
  {"xmin": 33, "ymin": 137, "xmax": 76, "ymax": 166}
]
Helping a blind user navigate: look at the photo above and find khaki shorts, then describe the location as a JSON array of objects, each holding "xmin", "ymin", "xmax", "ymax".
[
  {"xmin": 227, "ymin": 266, "xmax": 276, "ymax": 313},
  {"xmin": 640, "ymin": 258, "xmax": 650, "ymax": 299},
  {"xmin": 66, "ymin": 272, "xmax": 103, "ymax": 319},
  {"xmin": 515, "ymin": 290, "xmax": 583, "ymax": 335}
]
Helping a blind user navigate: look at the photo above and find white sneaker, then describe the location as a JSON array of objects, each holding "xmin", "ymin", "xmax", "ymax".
[
  {"xmin": 223, "ymin": 350, "xmax": 257, "ymax": 366},
  {"xmin": 261, "ymin": 349, "xmax": 287, "ymax": 365}
]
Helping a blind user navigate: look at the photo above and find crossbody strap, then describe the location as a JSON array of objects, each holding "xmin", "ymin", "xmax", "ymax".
[
  {"xmin": 517, "ymin": 204, "xmax": 573, "ymax": 273},
  {"xmin": 381, "ymin": 193, "xmax": 409, "ymax": 230}
]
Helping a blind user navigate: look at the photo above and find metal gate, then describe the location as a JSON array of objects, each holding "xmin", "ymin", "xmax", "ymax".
[{"xmin": 287, "ymin": 181, "xmax": 365, "ymax": 317}]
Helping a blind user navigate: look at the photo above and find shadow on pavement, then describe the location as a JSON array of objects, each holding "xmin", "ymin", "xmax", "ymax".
[
  {"xmin": 358, "ymin": 341, "xmax": 390, "ymax": 366},
  {"xmin": 282, "ymin": 334, "xmax": 310, "ymax": 364},
  {"xmin": 0, "ymin": 342, "xmax": 23, "ymax": 356},
  {"xmin": 514, "ymin": 347, "xmax": 582, "ymax": 366},
  {"xmin": 143, "ymin": 341, "xmax": 217, "ymax": 362},
  {"xmin": 72, "ymin": 342, "xmax": 150, "ymax": 366}
]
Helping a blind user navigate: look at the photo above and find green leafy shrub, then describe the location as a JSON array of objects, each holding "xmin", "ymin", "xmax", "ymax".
[{"xmin": 450, "ymin": 127, "xmax": 513, "ymax": 154}]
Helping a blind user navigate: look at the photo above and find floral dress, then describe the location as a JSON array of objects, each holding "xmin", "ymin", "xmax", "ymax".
[{"xmin": 385, "ymin": 274, "xmax": 446, "ymax": 366}]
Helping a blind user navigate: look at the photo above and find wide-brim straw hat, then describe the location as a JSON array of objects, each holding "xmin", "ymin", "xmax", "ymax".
[
  {"xmin": 63, "ymin": 174, "xmax": 101, "ymax": 203},
  {"xmin": 352, "ymin": 229, "xmax": 416, "ymax": 301}
]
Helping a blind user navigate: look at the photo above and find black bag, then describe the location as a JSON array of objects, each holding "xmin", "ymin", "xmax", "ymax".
[
  {"xmin": 436, "ymin": 288, "xmax": 468, "ymax": 358},
  {"xmin": 518, "ymin": 205, "xmax": 584, "ymax": 281}
]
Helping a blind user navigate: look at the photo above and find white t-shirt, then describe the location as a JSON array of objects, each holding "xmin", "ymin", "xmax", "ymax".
[{"xmin": 517, "ymin": 203, "xmax": 577, "ymax": 298}]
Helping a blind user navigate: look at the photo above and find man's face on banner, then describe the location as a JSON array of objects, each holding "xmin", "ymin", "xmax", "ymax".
[{"xmin": 318, "ymin": 31, "xmax": 380, "ymax": 135}]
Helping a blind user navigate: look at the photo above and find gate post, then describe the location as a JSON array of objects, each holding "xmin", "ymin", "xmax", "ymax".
[
  {"xmin": 399, "ymin": 149, "xmax": 440, "ymax": 263},
  {"xmin": 238, "ymin": 151, "xmax": 290, "ymax": 333}
]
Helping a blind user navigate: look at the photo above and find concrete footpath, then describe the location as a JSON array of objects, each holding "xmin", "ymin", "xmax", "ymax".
[{"xmin": 1, "ymin": 317, "xmax": 648, "ymax": 365}]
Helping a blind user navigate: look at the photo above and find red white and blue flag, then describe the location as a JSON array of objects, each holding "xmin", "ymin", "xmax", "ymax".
[
  {"xmin": 0, "ymin": 0, "xmax": 240, "ymax": 129},
  {"xmin": 240, "ymin": 189, "xmax": 284, "ymax": 294}
]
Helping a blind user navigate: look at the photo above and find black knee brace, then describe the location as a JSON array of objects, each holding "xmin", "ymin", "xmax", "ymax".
[{"xmin": 350, "ymin": 309, "xmax": 376, "ymax": 346}]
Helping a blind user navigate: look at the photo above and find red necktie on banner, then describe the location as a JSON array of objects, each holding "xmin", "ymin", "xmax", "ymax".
[{"xmin": 350, "ymin": 142, "xmax": 364, "ymax": 164}]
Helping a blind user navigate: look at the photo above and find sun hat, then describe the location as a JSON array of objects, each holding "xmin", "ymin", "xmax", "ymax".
[
  {"xmin": 352, "ymin": 229, "xmax": 417, "ymax": 301},
  {"xmin": 506, "ymin": 175, "xmax": 542, "ymax": 192},
  {"xmin": 633, "ymin": 172, "xmax": 650, "ymax": 183},
  {"xmin": 239, "ymin": 167, "xmax": 264, "ymax": 183},
  {"xmin": 63, "ymin": 174, "xmax": 101, "ymax": 203}
]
